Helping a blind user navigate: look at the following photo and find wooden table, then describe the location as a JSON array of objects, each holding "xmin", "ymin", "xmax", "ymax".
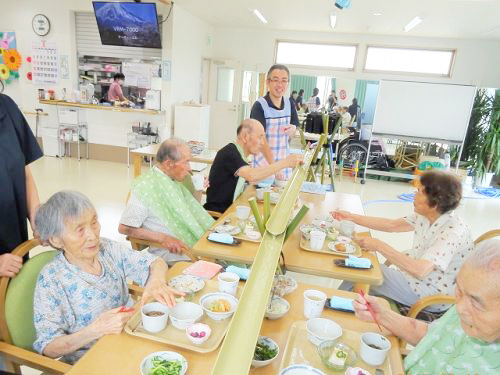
[
  {"xmin": 67, "ymin": 263, "xmax": 403, "ymax": 375},
  {"xmin": 130, "ymin": 143, "xmax": 217, "ymax": 177},
  {"xmin": 192, "ymin": 188, "xmax": 383, "ymax": 292}
]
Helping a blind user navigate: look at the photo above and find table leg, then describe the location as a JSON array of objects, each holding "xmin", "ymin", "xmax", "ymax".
[
  {"xmin": 133, "ymin": 153, "xmax": 142, "ymax": 177},
  {"xmin": 353, "ymin": 283, "xmax": 370, "ymax": 294}
]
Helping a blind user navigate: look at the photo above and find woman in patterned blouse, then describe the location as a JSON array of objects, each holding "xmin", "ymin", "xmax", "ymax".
[
  {"xmin": 32, "ymin": 191, "xmax": 184, "ymax": 364},
  {"xmin": 354, "ymin": 239, "xmax": 500, "ymax": 375},
  {"xmin": 332, "ymin": 170, "xmax": 474, "ymax": 312}
]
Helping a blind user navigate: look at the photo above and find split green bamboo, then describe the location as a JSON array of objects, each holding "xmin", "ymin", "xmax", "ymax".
[{"xmin": 248, "ymin": 197, "xmax": 265, "ymax": 235}]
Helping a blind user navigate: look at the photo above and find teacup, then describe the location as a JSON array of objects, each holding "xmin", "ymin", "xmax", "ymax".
[
  {"xmin": 359, "ymin": 332, "xmax": 391, "ymax": 366},
  {"xmin": 141, "ymin": 302, "xmax": 169, "ymax": 333}
]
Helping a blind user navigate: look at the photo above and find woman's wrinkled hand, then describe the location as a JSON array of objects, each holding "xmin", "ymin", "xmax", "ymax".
[
  {"xmin": 141, "ymin": 279, "xmax": 185, "ymax": 308},
  {"xmin": 353, "ymin": 294, "xmax": 385, "ymax": 323},
  {"xmin": 357, "ymin": 237, "xmax": 386, "ymax": 252},
  {"xmin": 90, "ymin": 307, "xmax": 135, "ymax": 337},
  {"xmin": 330, "ymin": 210, "xmax": 354, "ymax": 222}
]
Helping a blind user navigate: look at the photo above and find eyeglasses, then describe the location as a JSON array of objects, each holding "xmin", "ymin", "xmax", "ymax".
[{"xmin": 268, "ymin": 78, "xmax": 289, "ymax": 84}]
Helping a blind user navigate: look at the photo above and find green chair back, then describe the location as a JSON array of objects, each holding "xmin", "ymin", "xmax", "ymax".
[{"xmin": 5, "ymin": 251, "xmax": 58, "ymax": 350}]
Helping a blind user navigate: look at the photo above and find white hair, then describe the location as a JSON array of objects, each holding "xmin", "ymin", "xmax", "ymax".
[
  {"xmin": 465, "ymin": 239, "xmax": 500, "ymax": 273},
  {"xmin": 35, "ymin": 191, "xmax": 95, "ymax": 242}
]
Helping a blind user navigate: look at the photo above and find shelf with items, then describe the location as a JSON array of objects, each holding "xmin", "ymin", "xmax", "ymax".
[{"xmin": 59, "ymin": 124, "xmax": 89, "ymax": 161}]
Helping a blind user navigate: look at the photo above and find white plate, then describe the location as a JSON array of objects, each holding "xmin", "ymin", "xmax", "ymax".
[
  {"xmin": 328, "ymin": 242, "xmax": 356, "ymax": 254},
  {"xmin": 168, "ymin": 275, "xmax": 205, "ymax": 293},
  {"xmin": 214, "ymin": 224, "xmax": 241, "ymax": 235},
  {"xmin": 140, "ymin": 351, "xmax": 188, "ymax": 375},
  {"xmin": 336, "ymin": 235, "xmax": 353, "ymax": 244},
  {"xmin": 279, "ymin": 364, "xmax": 327, "ymax": 375}
]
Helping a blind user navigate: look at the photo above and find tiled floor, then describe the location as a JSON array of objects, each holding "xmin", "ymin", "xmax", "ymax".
[{"xmin": 18, "ymin": 155, "xmax": 500, "ymax": 374}]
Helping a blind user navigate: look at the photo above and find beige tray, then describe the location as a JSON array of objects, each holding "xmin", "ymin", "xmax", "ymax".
[
  {"xmin": 215, "ymin": 213, "xmax": 262, "ymax": 243},
  {"xmin": 300, "ymin": 236, "xmax": 362, "ymax": 257},
  {"xmin": 124, "ymin": 280, "xmax": 241, "ymax": 353},
  {"xmin": 279, "ymin": 321, "xmax": 393, "ymax": 374}
]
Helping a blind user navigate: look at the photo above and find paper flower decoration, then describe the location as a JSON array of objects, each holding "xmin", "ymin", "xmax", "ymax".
[
  {"xmin": 27, "ymin": 72, "xmax": 32, "ymax": 80},
  {"xmin": 3, "ymin": 49, "xmax": 22, "ymax": 71},
  {"xmin": 0, "ymin": 64, "xmax": 10, "ymax": 80}
]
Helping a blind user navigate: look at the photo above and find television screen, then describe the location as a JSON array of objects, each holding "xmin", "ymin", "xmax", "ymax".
[{"xmin": 93, "ymin": 2, "xmax": 161, "ymax": 49}]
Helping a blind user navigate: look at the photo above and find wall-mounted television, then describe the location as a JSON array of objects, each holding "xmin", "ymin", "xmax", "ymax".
[{"xmin": 92, "ymin": 2, "xmax": 161, "ymax": 49}]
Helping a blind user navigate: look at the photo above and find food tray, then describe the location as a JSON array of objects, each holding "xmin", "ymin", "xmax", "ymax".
[
  {"xmin": 299, "ymin": 236, "xmax": 362, "ymax": 257},
  {"xmin": 278, "ymin": 321, "xmax": 393, "ymax": 374},
  {"xmin": 214, "ymin": 213, "xmax": 262, "ymax": 243},
  {"xmin": 124, "ymin": 280, "xmax": 241, "ymax": 353}
]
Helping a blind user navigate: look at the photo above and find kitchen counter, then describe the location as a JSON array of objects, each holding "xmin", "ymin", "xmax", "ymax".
[{"xmin": 39, "ymin": 100, "xmax": 163, "ymax": 115}]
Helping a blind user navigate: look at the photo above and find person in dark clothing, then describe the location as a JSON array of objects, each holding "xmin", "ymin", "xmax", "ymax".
[
  {"xmin": 204, "ymin": 119, "xmax": 303, "ymax": 213},
  {"xmin": 348, "ymin": 98, "xmax": 361, "ymax": 127},
  {"xmin": 0, "ymin": 94, "xmax": 42, "ymax": 277},
  {"xmin": 296, "ymin": 89, "xmax": 305, "ymax": 110},
  {"xmin": 290, "ymin": 90, "xmax": 298, "ymax": 108}
]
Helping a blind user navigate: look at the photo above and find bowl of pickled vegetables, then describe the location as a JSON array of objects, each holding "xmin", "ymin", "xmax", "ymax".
[
  {"xmin": 140, "ymin": 351, "xmax": 188, "ymax": 375},
  {"xmin": 199, "ymin": 292, "xmax": 239, "ymax": 320}
]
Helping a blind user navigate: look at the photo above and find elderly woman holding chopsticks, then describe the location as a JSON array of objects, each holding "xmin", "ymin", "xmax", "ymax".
[
  {"xmin": 354, "ymin": 239, "xmax": 500, "ymax": 374},
  {"xmin": 33, "ymin": 191, "xmax": 184, "ymax": 364},
  {"xmin": 332, "ymin": 170, "xmax": 474, "ymax": 313}
]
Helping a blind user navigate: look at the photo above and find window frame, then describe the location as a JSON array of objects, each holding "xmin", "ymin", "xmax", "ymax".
[
  {"xmin": 363, "ymin": 45, "xmax": 456, "ymax": 78},
  {"xmin": 274, "ymin": 39, "xmax": 359, "ymax": 71}
]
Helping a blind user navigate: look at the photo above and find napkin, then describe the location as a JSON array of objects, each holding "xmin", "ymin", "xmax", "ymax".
[
  {"xmin": 226, "ymin": 265, "xmax": 251, "ymax": 280},
  {"xmin": 257, "ymin": 178, "xmax": 274, "ymax": 188},
  {"xmin": 329, "ymin": 296, "xmax": 355, "ymax": 312},
  {"xmin": 183, "ymin": 260, "xmax": 222, "ymax": 279},
  {"xmin": 208, "ymin": 233, "xmax": 234, "ymax": 244},
  {"xmin": 345, "ymin": 256, "xmax": 372, "ymax": 269}
]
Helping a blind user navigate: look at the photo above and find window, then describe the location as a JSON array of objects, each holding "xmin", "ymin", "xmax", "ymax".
[
  {"xmin": 216, "ymin": 67, "xmax": 234, "ymax": 102},
  {"xmin": 364, "ymin": 47, "xmax": 455, "ymax": 76},
  {"xmin": 275, "ymin": 41, "xmax": 357, "ymax": 70}
]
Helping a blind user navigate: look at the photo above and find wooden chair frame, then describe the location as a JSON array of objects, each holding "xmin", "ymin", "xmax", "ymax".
[
  {"xmin": 399, "ymin": 229, "xmax": 500, "ymax": 350},
  {"xmin": 0, "ymin": 239, "xmax": 148, "ymax": 374}
]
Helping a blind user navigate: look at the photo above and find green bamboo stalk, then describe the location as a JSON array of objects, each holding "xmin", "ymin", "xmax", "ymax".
[
  {"xmin": 284, "ymin": 205, "xmax": 309, "ymax": 242},
  {"xmin": 263, "ymin": 191, "xmax": 271, "ymax": 224},
  {"xmin": 248, "ymin": 197, "xmax": 265, "ymax": 235}
]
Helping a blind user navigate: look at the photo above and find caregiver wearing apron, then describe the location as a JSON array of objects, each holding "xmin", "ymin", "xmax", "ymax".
[{"xmin": 250, "ymin": 64, "xmax": 299, "ymax": 181}]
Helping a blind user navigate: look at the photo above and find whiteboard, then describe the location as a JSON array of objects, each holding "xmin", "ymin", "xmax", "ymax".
[{"xmin": 372, "ymin": 80, "xmax": 476, "ymax": 142}]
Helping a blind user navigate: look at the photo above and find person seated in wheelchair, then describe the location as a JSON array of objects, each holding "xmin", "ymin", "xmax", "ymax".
[
  {"xmin": 119, "ymin": 138, "xmax": 214, "ymax": 265},
  {"xmin": 338, "ymin": 106, "xmax": 353, "ymax": 130},
  {"xmin": 354, "ymin": 239, "xmax": 500, "ymax": 374},
  {"xmin": 33, "ymin": 191, "xmax": 183, "ymax": 364},
  {"xmin": 332, "ymin": 170, "xmax": 474, "ymax": 313}
]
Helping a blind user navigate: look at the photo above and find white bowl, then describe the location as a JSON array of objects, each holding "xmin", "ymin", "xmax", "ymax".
[
  {"xmin": 252, "ymin": 336, "xmax": 279, "ymax": 368},
  {"xmin": 306, "ymin": 318, "xmax": 343, "ymax": 346},
  {"xmin": 199, "ymin": 292, "xmax": 239, "ymax": 321},
  {"xmin": 185, "ymin": 323, "xmax": 212, "ymax": 345},
  {"xmin": 169, "ymin": 302, "xmax": 203, "ymax": 330},
  {"xmin": 279, "ymin": 364, "xmax": 327, "ymax": 375},
  {"xmin": 141, "ymin": 302, "xmax": 170, "ymax": 333},
  {"xmin": 140, "ymin": 351, "xmax": 188, "ymax": 375},
  {"xmin": 265, "ymin": 297, "xmax": 290, "ymax": 320}
]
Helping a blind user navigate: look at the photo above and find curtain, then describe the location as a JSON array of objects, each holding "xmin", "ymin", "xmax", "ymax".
[
  {"xmin": 331, "ymin": 78, "xmax": 336, "ymax": 92},
  {"xmin": 290, "ymin": 75, "xmax": 317, "ymax": 98},
  {"xmin": 353, "ymin": 80, "xmax": 378, "ymax": 109}
]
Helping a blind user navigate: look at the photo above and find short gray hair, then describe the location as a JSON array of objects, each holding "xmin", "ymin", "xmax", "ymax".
[
  {"xmin": 156, "ymin": 138, "xmax": 187, "ymax": 163},
  {"xmin": 35, "ymin": 191, "xmax": 95, "ymax": 242},
  {"xmin": 464, "ymin": 239, "xmax": 500, "ymax": 273}
]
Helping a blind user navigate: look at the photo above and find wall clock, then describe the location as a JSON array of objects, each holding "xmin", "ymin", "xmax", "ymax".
[{"xmin": 32, "ymin": 14, "xmax": 51, "ymax": 37}]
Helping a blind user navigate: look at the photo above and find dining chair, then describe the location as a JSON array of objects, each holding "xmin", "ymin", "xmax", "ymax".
[
  {"xmin": 0, "ymin": 239, "xmax": 146, "ymax": 374},
  {"xmin": 398, "ymin": 228, "xmax": 500, "ymax": 350}
]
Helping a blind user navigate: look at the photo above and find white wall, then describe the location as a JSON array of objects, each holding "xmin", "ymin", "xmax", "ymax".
[{"xmin": 211, "ymin": 27, "xmax": 500, "ymax": 88}]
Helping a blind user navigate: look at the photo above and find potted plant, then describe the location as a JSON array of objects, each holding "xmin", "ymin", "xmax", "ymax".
[{"xmin": 464, "ymin": 89, "xmax": 500, "ymax": 187}]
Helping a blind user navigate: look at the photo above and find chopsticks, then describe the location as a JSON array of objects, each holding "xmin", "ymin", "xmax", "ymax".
[{"xmin": 359, "ymin": 290, "xmax": 382, "ymax": 333}]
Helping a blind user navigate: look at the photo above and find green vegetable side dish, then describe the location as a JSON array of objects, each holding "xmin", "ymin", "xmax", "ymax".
[
  {"xmin": 148, "ymin": 357, "xmax": 182, "ymax": 375},
  {"xmin": 336, "ymin": 349, "xmax": 347, "ymax": 359},
  {"xmin": 253, "ymin": 342, "xmax": 278, "ymax": 361}
]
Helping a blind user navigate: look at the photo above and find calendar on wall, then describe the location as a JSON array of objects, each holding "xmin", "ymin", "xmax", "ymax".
[{"xmin": 32, "ymin": 40, "xmax": 59, "ymax": 85}]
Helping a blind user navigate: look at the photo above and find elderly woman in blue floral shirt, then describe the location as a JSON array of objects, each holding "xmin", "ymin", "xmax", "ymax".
[{"xmin": 33, "ymin": 191, "xmax": 183, "ymax": 364}]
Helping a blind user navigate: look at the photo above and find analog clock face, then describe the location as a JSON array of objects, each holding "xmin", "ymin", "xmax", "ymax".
[{"xmin": 32, "ymin": 14, "xmax": 50, "ymax": 36}]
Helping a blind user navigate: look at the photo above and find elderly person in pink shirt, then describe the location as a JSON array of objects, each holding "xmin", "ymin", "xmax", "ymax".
[{"xmin": 107, "ymin": 73, "xmax": 128, "ymax": 103}]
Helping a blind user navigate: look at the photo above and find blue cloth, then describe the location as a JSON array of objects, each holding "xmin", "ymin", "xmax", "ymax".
[
  {"xmin": 257, "ymin": 178, "xmax": 274, "ymax": 188},
  {"xmin": 33, "ymin": 238, "xmax": 157, "ymax": 364},
  {"xmin": 345, "ymin": 255, "xmax": 372, "ymax": 269},
  {"xmin": 208, "ymin": 233, "xmax": 234, "ymax": 244},
  {"xmin": 329, "ymin": 296, "xmax": 354, "ymax": 311},
  {"xmin": 226, "ymin": 265, "xmax": 251, "ymax": 280}
]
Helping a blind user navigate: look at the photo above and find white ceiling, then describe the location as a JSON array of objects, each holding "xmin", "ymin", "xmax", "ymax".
[{"xmin": 176, "ymin": 0, "xmax": 500, "ymax": 40}]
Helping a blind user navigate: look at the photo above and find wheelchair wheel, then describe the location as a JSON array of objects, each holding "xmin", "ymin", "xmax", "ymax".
[{"xmin": 338, "ymin": 142, "xmax": 368, "ymax": 169}]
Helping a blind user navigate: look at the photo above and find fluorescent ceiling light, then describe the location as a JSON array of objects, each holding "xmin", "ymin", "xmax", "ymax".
[
  {"xmin": 404, "ymin": 16, "xmax": 423, "ymax": 32},
  {"xmin": 373, "ymin": 12, "xmax": 382, "ymax": 16},
  {"xmin": 253, "ymin": 9, "xmax": 268, "ymax": 24},
  {"xmin": 330, "ymin": 14, "xmax": 337, "ymax": 29}
]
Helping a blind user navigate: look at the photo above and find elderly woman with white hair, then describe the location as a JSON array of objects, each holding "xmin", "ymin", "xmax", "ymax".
[
  {"xmin": 32, "ymin": 191, "xmax": 183, "ymax": 364},
  {"xmin": 354, "ymin": 239, "xmax": 500, "ymax": 374}
]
